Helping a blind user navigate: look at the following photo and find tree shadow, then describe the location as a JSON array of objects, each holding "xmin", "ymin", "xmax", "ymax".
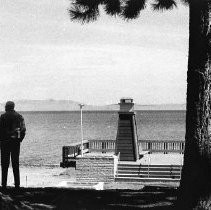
[{"xmin": 1, "ymin": 186, "xmax": 178, "ymax": 210}]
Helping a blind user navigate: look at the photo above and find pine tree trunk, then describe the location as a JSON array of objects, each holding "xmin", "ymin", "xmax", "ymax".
[{"xmin": 177, "ymin": 0, "xmax": 211, "ymax": 209}]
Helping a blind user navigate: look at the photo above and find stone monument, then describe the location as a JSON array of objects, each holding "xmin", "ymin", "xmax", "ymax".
[{"xmin": 115, "ymin": 98, "xmax": 139, "ymax": 161}]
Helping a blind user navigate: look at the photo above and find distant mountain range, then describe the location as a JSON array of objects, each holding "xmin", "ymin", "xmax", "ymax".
[{"xmin": 0, "ymin": 100, "xmax": 186, "ymax": 111}]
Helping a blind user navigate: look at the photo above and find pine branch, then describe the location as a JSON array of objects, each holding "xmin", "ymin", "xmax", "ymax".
[
  {"xmin": 152, "ymin": 0, "xmax": 177, "ymax": 11},
  {"xmin": 68, "ymin": 0, "xmax": 185, "ymax": 23},
  {"xmin": 122, "ymin": 0, "xmax": 146, "ymax": 20},
  {"xmin": 103, "ymin": 0, "xmax": 121, "ymax": 16},
  {"xmin": 73, "ymin": 0, "xmax": 102, "ymax": 7},
  {"xmin": 69, "ymin": 3, "xmax": 100, "ymax": 23}
]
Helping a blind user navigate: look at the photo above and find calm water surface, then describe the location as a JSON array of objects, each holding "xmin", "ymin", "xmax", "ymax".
[{"xmin": 1, "ymin": 111, "xmax": 186, "ymax": 165}]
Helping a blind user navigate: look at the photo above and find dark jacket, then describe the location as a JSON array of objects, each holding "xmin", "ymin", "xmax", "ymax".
[{"xmin": 0, "ymin": 110, "xmax": 26, "ymax": 142}]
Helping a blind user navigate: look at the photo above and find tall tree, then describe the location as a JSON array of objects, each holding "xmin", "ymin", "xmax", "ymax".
[{"xmin": 69, "ymin": 0, "xmax": 211, "ymax": 209}]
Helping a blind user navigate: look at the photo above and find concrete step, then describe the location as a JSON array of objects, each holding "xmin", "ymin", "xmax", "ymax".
[
  {"xmin": 115, "ymin": 177, "xmax": 180, "ymax": 182},
  {"xmin": 118, "ymin": 168, "xmax": 181, "ymax": 172},
  {"xmin": 116, "ymin": 163, "xmax": 182, "ymax": 182},
  {"xmin": 116, "ymin": 173, "xmax": 180, "ymax": 179},
  {"xmin": 118, "ymin": 167, "xmax": 181, "ymax": 170},
  {"xmin": 117, "ymin": 167, "xmax": 181, "ymax": 170},
  {"xmin": 117, "ymin": 167, "xmax": 181, "ymax": 171},
  {"xmin": 116, "ymin": 164, "xmax": 182, "ymax": 181},
  {"xmin": 118, "ymin": 164, "xmax": 182, "ymax": 168},
  {"xmin": 117, "ymin": 170, "xmax": 181, "ymax": 174},
  {"xmin": 117, "ymin": 170, "xmax": 181, "ymax": 175}
]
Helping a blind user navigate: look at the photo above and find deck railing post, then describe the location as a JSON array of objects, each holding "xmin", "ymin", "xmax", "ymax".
[
  {"xmin": 62, "ymin": 147, "xmax": 66, "ymax": 163},
  {"xmin": 102, "ymin": 142, "xmax": 105, "ymax": 153},
  {"xmin": 148, "ymin": 142, "xmax": 152, "ymax": 153},
  {"xmin": 148, "ymin": 153, "xmax": 151, "ymax": 178},
  {"xmin": 79, "ymin": 104, "xmax": 84, "ymax": 157}
]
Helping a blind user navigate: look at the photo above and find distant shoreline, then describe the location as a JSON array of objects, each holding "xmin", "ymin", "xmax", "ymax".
[{"xmin": 0, "ymin": 100, "xmax": 186, "ymax": 112}]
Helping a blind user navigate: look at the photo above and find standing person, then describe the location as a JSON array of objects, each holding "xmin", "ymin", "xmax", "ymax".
[{"xmin": 0, "ymin": 101, "xmax": 26, "ymax": 191}]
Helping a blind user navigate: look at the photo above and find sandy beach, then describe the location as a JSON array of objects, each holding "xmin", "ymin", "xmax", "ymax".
[
  {"xmin": 1, "ymin": 154, "xmax": 183, "ymax": 189},
  {"xmin": 2, "ymin": 166, "xmax": 75, "ymax": 188},
  {"xmin": 0, "ymin": 154, "xmax": 183, "ymax": 209}
]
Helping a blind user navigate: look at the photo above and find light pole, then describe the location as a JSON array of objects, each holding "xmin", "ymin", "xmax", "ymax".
[{"xmin": 79, "ymin": 104, "xmax": 84, "ymax": 157}]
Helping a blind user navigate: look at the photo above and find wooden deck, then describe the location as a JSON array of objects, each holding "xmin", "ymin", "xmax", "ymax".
[
  {"xmin": 60, "ymin": 140, "xmax": 184, "ymax": 168},
  {"xmin": 60, "ymin": 139, "xmax": 184, "ymax": 183}
]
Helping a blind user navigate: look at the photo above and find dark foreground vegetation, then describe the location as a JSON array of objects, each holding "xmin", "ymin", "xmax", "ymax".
[{"xmin": 0, "ymin": 186, "xmax": 178, "ymax": 210}]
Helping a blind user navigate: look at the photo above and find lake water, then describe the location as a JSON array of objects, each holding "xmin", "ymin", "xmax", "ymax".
[{"xmin": 5, "ymin": 111, "xmax": 185, "ymax": 166}]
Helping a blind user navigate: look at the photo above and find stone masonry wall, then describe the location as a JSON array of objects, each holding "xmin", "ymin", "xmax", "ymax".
[{"xmin": 76, "ymin": 155, "xmax": 118, "ymax": 183}]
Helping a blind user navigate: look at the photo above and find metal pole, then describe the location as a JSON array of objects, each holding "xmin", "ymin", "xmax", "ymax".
[
  {"xmin": 79, "ymin": 104, "xmax": 84, "ymax": 157},
  {"xmin": 148, "ymin": 152, "xmax": 151, "ymax": 178}
]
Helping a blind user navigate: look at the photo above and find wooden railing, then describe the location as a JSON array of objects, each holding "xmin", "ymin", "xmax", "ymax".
[
  {"xmin": 140, "ymin": 140, "xmax": 185, "ymax": 154},
  {"xmin": 88, "ymin": 139, "xmax": 185, "ymax": 154},
  {"xmin": 89, "ymin": 140, "xmax": 116, "ymax": 153}
]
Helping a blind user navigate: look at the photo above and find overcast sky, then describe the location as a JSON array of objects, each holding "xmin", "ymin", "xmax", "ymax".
[{"xmin": 0, "ymin": 0, "xmax": 189, "ymax": 105}]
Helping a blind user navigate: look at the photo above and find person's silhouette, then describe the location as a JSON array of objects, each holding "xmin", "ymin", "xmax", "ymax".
[{"xmin": 0, "ymin": 101, "xmax": 26, "ymax": 190}]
